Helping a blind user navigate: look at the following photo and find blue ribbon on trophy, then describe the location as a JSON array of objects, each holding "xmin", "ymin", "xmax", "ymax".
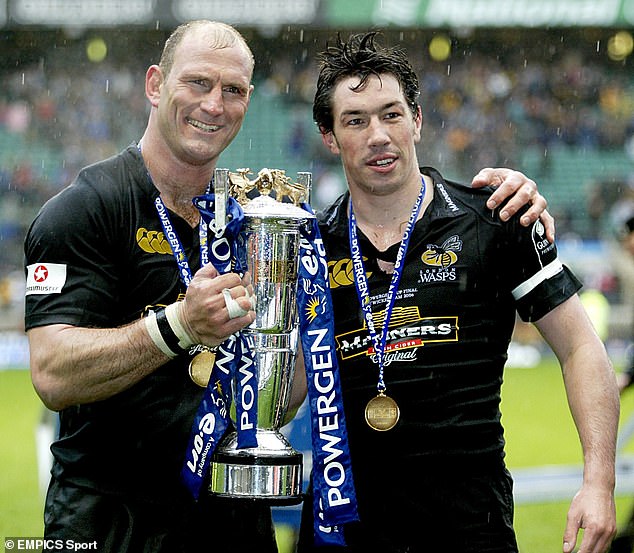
[
  {"xmin": 181, "ymin": 191, "xmax": 258, "ymax": 499},
  {"xmin": 193, "ymin": 193, "xmax": 258, "ymax": 451},
  {"xmin": 297, "ymin": 206, "xmax": 359, "ymax": 546}
]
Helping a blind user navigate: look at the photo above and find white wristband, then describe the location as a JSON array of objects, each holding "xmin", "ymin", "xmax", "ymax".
[
  {"xmin": 145, "ymin": 309, "xmax": 178, "ymax": 358},
  {"xmin": 165, "ymin": 302, "xmax": 197, "ymax": 349}
]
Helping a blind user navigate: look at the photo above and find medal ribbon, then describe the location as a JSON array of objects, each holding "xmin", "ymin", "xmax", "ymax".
[
  {"xmin": 348, "ymin": 178, "xmax": 426, "ymax": 394},
  {"xmin": 298, "ymin": 207, "xmax": 359, "ymax": 546},
  {"xmin": 154, "ymin": 195, "xmax": 205, "ymax": 287}
]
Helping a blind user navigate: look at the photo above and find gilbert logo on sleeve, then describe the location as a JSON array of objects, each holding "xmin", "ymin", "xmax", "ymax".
[{"xmin": 25, "ymin": 263, "xmax": 67, "ymax": 295}]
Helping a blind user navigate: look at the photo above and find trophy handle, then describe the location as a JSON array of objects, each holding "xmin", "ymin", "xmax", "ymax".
[
  {"xmin": 214, "ymin": 168, "xmax": 229, "ymax": 230},
  {"xmin": 297, "ymin": 172, "xmax": 312, "ymax": 205}
]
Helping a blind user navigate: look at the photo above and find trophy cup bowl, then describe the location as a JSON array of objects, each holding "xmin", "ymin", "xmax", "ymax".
[{"xmin": 209, "ymin": 169, "xmax": 314, "ymax": 504}]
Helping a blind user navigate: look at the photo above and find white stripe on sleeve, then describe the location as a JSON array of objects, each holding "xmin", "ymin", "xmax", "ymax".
[{"xmin": 511, "ymin": 259, "xmax": 563, "ymax": 301}]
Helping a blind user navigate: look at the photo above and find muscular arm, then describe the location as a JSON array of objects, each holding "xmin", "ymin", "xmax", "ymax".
[
  {"xmin": 29, "ymin": 321, "xmax": 167, "ymax": 411},
  {"xmin": 30, "ymin": 264, "xmax": 256, "ymax": 411},
  {"xmin": 535, "ymin": 295, "xmax": 619, "ymax": 553}
]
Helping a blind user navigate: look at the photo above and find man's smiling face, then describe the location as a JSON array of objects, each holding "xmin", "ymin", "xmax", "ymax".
[
  {"xmin": 156, "ymin": 27, "xmax": 253, "ymax": 167},
  {"xmin": 323, "ymin": 73, "xmax": 422, "ymax": 197}
]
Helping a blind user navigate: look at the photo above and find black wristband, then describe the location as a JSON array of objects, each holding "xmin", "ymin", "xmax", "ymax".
[{"xmin": 155, "ymin": 307, "xmax": 187, "ymax": 357}]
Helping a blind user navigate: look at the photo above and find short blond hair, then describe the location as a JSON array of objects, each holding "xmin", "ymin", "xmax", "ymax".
[{"xmin": 159, "ymin": 20, "xmax": 254, "ymax": 78}]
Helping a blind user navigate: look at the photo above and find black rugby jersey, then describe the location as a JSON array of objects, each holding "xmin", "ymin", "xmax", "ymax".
[
  {"xmin": 24, "ymin": 144, "xmax": 205, "ymax": 502},
  {"xmin": 318, "ymin": 166, "xmax": 581, "ymax": 471}
]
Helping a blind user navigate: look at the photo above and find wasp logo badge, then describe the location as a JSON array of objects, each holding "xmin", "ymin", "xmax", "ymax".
[{"xmin": 422, "ymin": 235, "xmax": 462, "ymax": 268}]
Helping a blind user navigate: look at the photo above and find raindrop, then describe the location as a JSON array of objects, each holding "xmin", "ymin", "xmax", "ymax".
[{"xmin": 105, "ymin": 79, "xmax": 110, "ymax": 94}]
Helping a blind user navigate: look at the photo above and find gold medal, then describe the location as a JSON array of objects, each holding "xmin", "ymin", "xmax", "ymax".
[
  {"xmin": 365, "ymin": 392, "xmax": 400, "ymax": 431},
  {"xmin": 188, "ymin": 349, "xmax": 216, "ymax": 388}
]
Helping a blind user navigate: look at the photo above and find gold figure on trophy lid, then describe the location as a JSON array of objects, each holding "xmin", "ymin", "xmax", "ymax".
[{"xmin": 228, "ymin": 168, "xmax": 309, "ymax": 207}]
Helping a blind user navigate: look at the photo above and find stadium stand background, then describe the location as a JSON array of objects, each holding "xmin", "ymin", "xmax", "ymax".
[{"xmin": 0, "ymin": 1, "xmax": 633, "ymax": 339}]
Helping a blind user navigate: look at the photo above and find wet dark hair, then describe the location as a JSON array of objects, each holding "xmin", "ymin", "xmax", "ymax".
[{"xmin": 313, "ymin": 31, "xmax": 420, "ymax": 134}]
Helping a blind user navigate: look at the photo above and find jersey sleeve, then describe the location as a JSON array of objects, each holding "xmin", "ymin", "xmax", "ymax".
[
  {"xmin": 24, "ymin": 175, "xmax": 123, "ymax": 330},
  {"xmin": 504, "ymin": 218, "xmax": 582, "ymax": 323}
]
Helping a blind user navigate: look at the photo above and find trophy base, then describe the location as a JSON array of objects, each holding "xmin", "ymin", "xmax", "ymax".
[{"xmin": 209, "ymin": 430, "xmax": 303, "ymax": 505}]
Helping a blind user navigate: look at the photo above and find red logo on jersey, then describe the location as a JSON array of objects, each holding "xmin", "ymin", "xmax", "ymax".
[{"xmin": 33, "ymin": 265, "xmax": 49, "ymax": 282}]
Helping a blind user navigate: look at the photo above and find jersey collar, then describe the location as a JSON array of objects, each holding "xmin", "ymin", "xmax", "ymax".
[
  {"xmin": 127, "ymin": 142, "xmax": 160, "ymax": 200},
  {"xmin": 320, "ymin": 166, "xmax": 467, "ymax": 240}
]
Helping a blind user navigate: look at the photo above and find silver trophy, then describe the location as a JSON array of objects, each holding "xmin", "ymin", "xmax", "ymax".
[{"xmin": 209, "ymin": 167, "xmax": 314, "ymax": 504}]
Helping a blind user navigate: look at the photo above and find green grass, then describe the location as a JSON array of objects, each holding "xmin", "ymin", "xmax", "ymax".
[
  {"xmin": 0, "ymin": 369, "xmax": 45, "ymax": 538},
  {"xmin": 502, "ymin": 358, "xmax": 634, "ymax": 552},
  {"xmin": 3, "ymin": 360, "xmax": 634, "ymax": 551},
  {"xmin": 502, "ymin": 359, "xmax": 580, "ymax": 467}
]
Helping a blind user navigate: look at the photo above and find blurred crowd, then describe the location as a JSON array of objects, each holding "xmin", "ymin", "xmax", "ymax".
[
  {"xmin": 422, "ymin": 50, "xmax": 632, "ymax": 177},
  {"xmin": 0, "ymin": 52, "xmax": 149, "ymax": 317},
  {"xmin": 1, "ymin": 29, "xmax": 633, "ymax": 321}
]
